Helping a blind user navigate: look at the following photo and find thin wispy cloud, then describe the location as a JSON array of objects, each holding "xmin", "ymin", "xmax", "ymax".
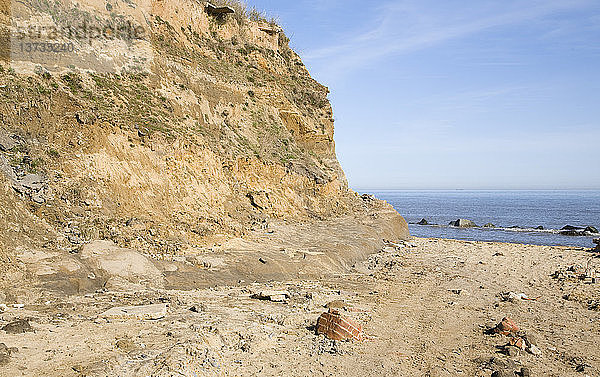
[{"xmin": 303, "ymin": 0, "xmax": 594, "ymax": 80}]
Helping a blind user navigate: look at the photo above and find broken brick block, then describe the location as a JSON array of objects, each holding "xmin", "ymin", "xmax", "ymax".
[{"xmin": 316, "ymin": 309, "xmax": 363, "ymax": 341}]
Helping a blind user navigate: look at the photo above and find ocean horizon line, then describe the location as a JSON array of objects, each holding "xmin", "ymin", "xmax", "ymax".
[{"xmin": 356, "ymin": 188, "xmax": 600, "ymax": 192}]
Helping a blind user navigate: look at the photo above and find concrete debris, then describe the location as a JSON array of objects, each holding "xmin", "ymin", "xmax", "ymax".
[
  {"xmin": 501, "ymin": 292, "xmax": 536, "ymax": 303},
  {"xmin": 251, "ymin": 290, "xmax": 289, "ymax": 302},
  {"xmin": 99, "ymin": 303, "xmax": 168, "ymax": 320}
]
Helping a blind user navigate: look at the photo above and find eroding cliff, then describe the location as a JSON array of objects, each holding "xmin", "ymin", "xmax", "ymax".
[{"xmin": 0, "ymin": 0, "xmax": 408, "ymax": 292}]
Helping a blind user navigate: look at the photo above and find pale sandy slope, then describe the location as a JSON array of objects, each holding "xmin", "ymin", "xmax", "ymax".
[{"xmin": 1, "ymin": 238, "xmax": 598, "ymax": 376}]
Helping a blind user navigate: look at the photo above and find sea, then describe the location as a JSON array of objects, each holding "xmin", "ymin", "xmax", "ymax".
[{"xmin": 367, "ymin": 190, "xmax": 600, "ymax": 248}]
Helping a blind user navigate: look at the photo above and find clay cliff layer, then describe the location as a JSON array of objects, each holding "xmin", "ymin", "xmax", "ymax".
[{"xmin": 0, "ymin": 0, "xmax": 409, "ymax": 292}]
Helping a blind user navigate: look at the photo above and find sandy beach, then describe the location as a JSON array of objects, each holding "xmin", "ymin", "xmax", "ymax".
[{"xmin": 1, "ymin": 236, "xmax": 598, "ymax": 376}]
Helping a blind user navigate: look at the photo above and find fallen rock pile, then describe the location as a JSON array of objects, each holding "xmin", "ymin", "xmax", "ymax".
[{"xmin": 552, "ymin": 264, "xmax": 597, "ymax": 284}]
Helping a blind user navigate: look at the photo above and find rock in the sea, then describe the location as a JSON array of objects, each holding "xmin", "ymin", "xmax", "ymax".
[
  {"xmin": 562, "ymin": 225, "xmax": 581, "ymax": 231},
  {"xmin": 536, "ymin": 226, "xmax": 544, "ymax": 230},
  {"xmin": 449, "ymin": 219, "xmax": 477, "ymax": 228},
  {"xmin": 561, "ymin": 230, "xmax": 583, "ymax": 237},
  {"xmin": 483, "ymin": 223, "xmax": 495, "ymax": 228},
  {"xmin": 417, "ymin": 218, "xmax": 429, "ymax": 225},
  {"xmin": 316, "ymin": 309, "xmax": 363, "ymax": 341},
  {"xmin": 594, "ymin": 239, "xmax": 600, "ymax": 251},
  {"xmin": 585, "ymin": 226, "xmax": 598, "ymax": 234}
]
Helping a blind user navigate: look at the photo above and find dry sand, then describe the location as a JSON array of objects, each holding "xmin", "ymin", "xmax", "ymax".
[{"xmin": 1, "ymin": 237, "xmax": 599, "ymax": 376}]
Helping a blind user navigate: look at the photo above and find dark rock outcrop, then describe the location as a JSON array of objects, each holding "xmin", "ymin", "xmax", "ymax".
[{"xmin": 449, "ymin": 219, "xmax": 477, "ymax": 228}]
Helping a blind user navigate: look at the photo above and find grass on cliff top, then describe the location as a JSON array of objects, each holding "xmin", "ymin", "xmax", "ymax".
[{"xmin": 210, "ymin": 0, "xmax": 279, "ymax": 27}]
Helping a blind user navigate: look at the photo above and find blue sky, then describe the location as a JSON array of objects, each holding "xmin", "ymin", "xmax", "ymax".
[{"xmin": 245, "ymin": 0, "xmax": 600, "ymax": 190}]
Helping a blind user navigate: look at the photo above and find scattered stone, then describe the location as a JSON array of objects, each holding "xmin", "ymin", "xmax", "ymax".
[
  {"xmin": 501, "ymin": 292, "xmax": 535, "ymax": 303},
  {"xmin": 247, "ymin": 191, "xmax": 271, "ymax": 210},
  {"xmin": 99, "ymin": 303, "xmax": 168, "ymax": 320},
  {"xmin": 115, "ymin": 338, "xmax": 137, "ymax": 353},
  {"xmin": 505, "ymin": 345, "xmax": 520, "ymax": 357},
  {"xmin": 494, "ymin": 317, "xmax": 520, "ymax": 335},
  {"xmin": 205, "ymin": 2, "xmax": 235, "ymax": 16},
  {"xmin": 75, "ymin": 110, "xmax": 97, "ymax": 125},
  {"xmin": 449, "ymin": 219, "xmax": 477, "ymax": 228},
  {"xmin": 417, "ymin": 218, "xmax": 429, "ymax": 225},
  {"xmin": 593, "ymin": 238, "xmax": 600, "ymax": 252},
  {"xmin": 251, "ymin": 290, "xmax": 289, "ymax": 302},
  {"xmin": 527, "ymin": 344, "xmax": 542, "ymax": 356},
  {"xmin": 493, "ymin": 252, "xmax": 504, "ymax": 257},
  {"xmin": 325, "ymin": 300, "xmax": 345, "ymax": 309},
  {"xmin": 523, "ymin": 332, "xmax": 538, "ymax": 348},
  {"xmin": 576, "ymin": 363, "xmax": 592, "ymax": 373},
  {"xmin": 0, "ymin": 304, "xmax": 7, "ymax": 313},
  {"xmin": 316, "ymin": 337, "xmax": 343, "ymax": 355},
  {"xmin": 0, "ymin": 343, "xmax": 17, "ymax": 366},
  {"xmin": 492, "ymin": 370, "xmax": 514, "ymax": 377},
  {"xmin": 0, "ymin": 133, "xmax": 16, "ymax": 151},
  {"xmin": 1, "ymin": 319, "xmax": 33, "ymax": 334},
  {"xmin": 316, "ymin": 309, "xmax": 363, "ymax": 341},
  {"xmin": 20, "ymin": 174, "xmax": 45, "ymax": 190},
  {"xmin": 258, "ymin": 257, "xmax": 267, "ymax": 264},
  {"xmin": 189, "ymin": 305, "xmax": 204, "ymax": 313},
  {"xmin": 520, "ymin": 367, "xmax": 532, "ymax": 377},
  {"xmin": 479, "ymin": 356, "xmax": 520, "ymax": 376},
  {"xmin": 508, "ymin": 336, "xmax": 525, "ymax": 350}
]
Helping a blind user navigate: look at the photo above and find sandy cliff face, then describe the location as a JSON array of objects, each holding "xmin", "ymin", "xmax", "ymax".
[{"xmin": 0, "ymin": 0, "xmax": 408, "ymax": 291}]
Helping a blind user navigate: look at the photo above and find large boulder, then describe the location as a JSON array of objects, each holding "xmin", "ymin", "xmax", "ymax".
[
  {"xmin": 449, "ymin": 219, "xmax": 477, "ymax": 228},
  {"xmin": 80, "ymin": 240, "xmax": 164, "ymax": 289}
]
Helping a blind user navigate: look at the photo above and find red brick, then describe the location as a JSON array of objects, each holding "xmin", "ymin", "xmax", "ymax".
[{"xmin": 316, "ymin": 309, "xmax": 363, "ymax": 341}]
